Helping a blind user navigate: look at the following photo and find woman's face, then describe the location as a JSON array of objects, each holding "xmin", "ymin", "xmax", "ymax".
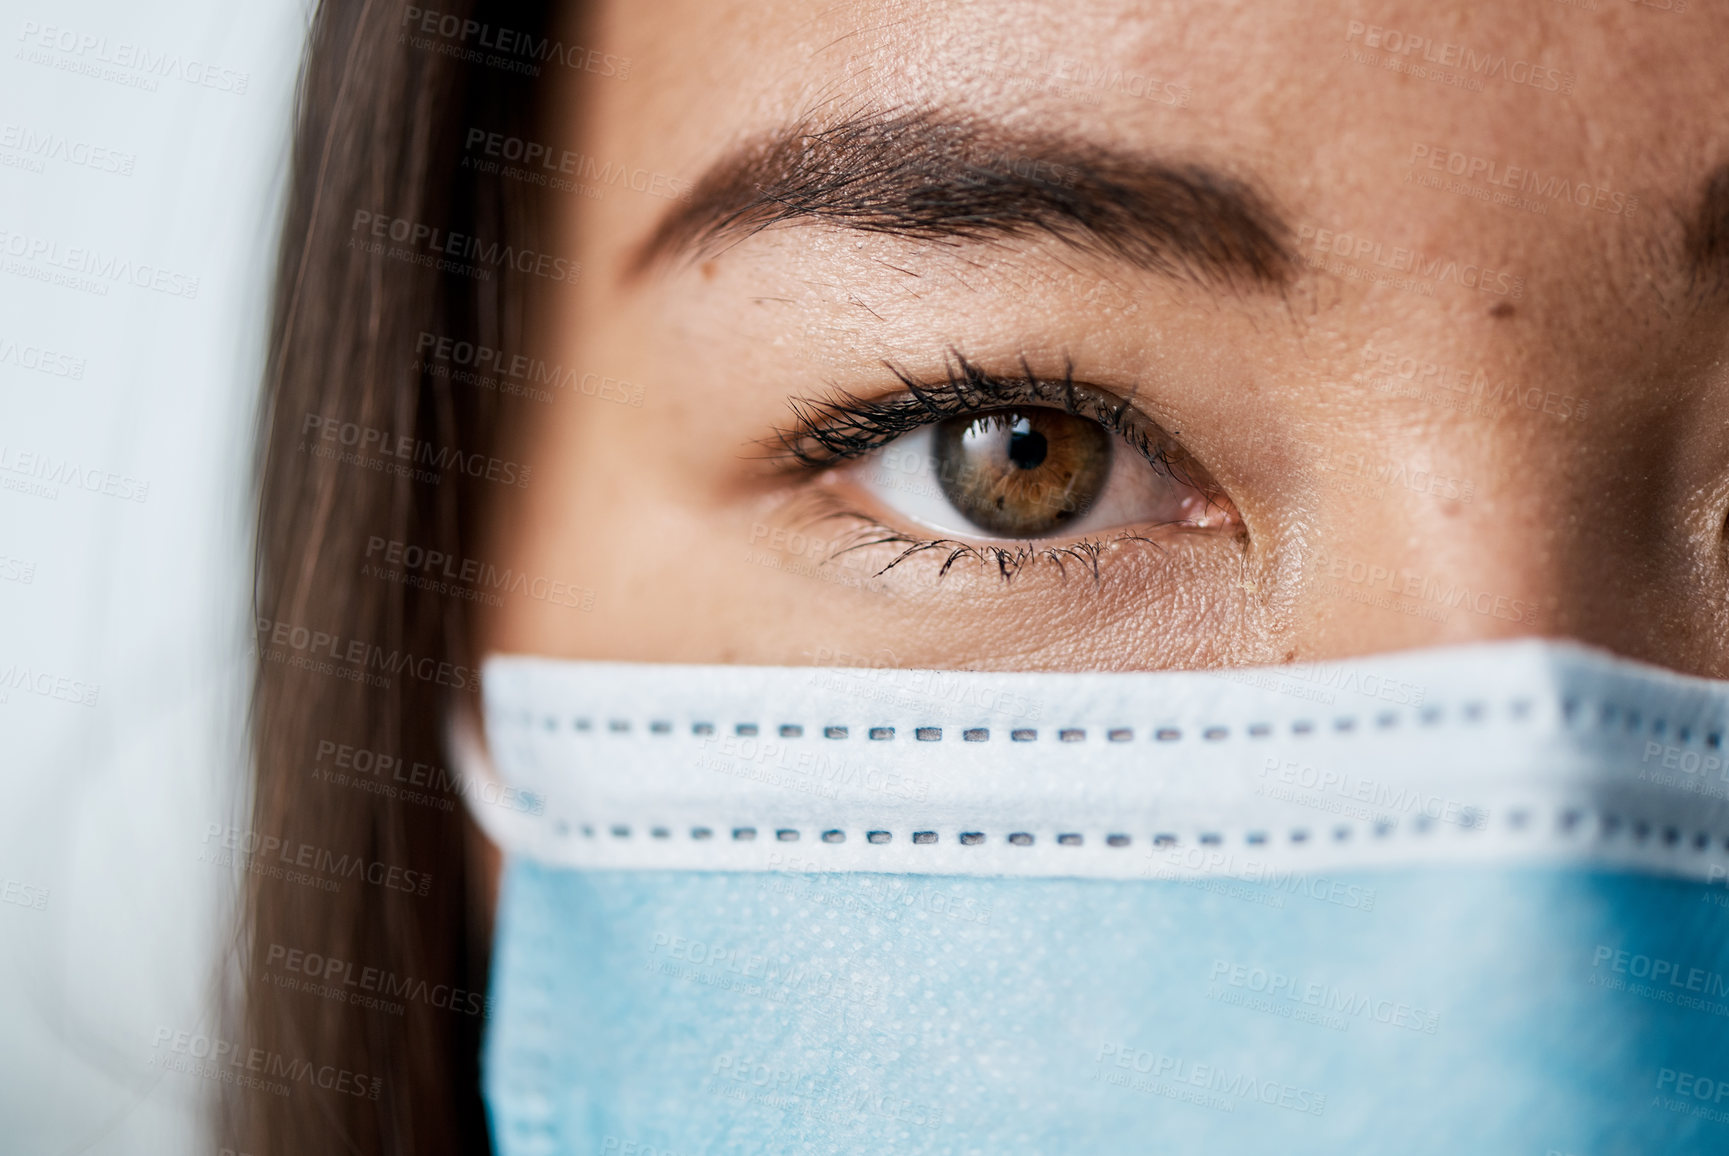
[{"xmin": 480, "ymin": 0, "xmax": 1729, "ymax": 677}]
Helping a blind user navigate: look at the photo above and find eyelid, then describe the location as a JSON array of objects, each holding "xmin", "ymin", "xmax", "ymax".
[{"xmin": 774, "ymin": 353, "xmax": 1202, "ymax": 488}]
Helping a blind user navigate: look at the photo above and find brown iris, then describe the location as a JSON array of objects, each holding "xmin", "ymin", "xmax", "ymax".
[{"xmin": 932, "ymin": 408, "xmax": 1112, "ymax": 536}]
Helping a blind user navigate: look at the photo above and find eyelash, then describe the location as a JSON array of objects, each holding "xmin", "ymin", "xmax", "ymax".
[
  {"xmin": 773, "ymin": 352, "xmax": 1185, "ymax": 477},
  {"xmin": 769, "ymin": 353, "xmax": 1229, "ymax": 582},
  {"xmin": 805, "ymin": 499, "xmax": 1171, "ymax": 583}
]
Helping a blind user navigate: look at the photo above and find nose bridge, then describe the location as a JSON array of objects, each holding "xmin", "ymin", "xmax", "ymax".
[
  {"xmin": 1275, "ymin": 291, "xmax": 1729, "ymax": 669},
  {"xmin": 1286, "ymin": 416, "xmax": 1573, "ymax": 655}
]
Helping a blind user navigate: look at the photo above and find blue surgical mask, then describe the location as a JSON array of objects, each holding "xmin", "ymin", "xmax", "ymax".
[{"xmin": 457, "ymin": 639, "xmax": 1729, "ymax": 1155}]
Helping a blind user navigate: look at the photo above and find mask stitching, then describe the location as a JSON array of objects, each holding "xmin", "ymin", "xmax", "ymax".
[
  {"xmin": 525, "ymin": 701, "xmax": 1525, "ymax": 742},
  {"xmin": 486, "ymin": 695, "xmax": 1729, "ymax": 875},
  {"xmin": 533, "ymin": 810, "xmax": 1729, "ymax": 858},
  {"xmin": 509, "ymin": 692, "xmax": 1729, "ymax": 751}
]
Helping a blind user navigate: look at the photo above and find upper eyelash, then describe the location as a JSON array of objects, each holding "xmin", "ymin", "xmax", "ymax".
[
  {"xmin": 770, "ymin": 351, "xmax": 1193, "ymax": 482},
  {"xmin": 766, "ymin": 354, "xmax": 1236, "ymax": 584}
]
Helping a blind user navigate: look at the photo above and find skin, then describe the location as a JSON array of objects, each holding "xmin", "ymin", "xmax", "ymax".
[
  {"xmin": 480, "ymin": 0, "xmax": 1729, "ymax": 678},
  {"xmin": 462, "ymin": 0, "xmax": 1729, "ymax": 926},
  {"xmin": 449, "ymin": 0, "xmax": 1729, "ymax": 1059}
]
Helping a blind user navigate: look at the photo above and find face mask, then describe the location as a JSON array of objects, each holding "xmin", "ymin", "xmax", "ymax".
[{"xmin": 458, "ymin": 639, "xmax": 1729, "ymax": 1155}]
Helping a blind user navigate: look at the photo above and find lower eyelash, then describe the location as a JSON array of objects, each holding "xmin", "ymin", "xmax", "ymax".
[
  {"xmin": 864, "ymin": 525, "xmax": 1164, "ymax": 583},
  {"xmin": 791, "ymin": 493, "xmax": 1177, "ymax": 586}
]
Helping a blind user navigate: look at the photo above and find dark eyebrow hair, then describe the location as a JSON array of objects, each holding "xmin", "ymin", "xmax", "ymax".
[
  {"xmin": 1684, "ymin": 160, "xmax": 1729, "ymax": 299},
  {"xmin": 626, "ymin": 108, "xmax": 1295, "ymax": 291}
]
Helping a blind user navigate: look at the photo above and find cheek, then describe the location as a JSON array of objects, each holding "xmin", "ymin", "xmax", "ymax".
[
  {"xmin": 713, "ymin": 488, "xmax": 1271, "ymax": 669},
  {"xmin": 856, "ymin": 530, "xmax": 1275, "ymax": 670}
]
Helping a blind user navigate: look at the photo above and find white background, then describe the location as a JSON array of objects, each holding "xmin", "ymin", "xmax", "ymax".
[{"xmin": 1, "ymin": 2, "xmax": 306, "ymax": 1151}]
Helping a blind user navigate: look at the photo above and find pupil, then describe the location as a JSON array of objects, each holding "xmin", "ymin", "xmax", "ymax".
[
  {"xmin": 1006, "ymin": 418, "xmax": 1047, "ymax": 470},
  {"xmin": 931, "ymin": 406, "xmax": 1111, "ymax": 538}
]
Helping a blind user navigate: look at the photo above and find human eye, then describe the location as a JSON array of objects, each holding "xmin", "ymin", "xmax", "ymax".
[{"xmin": 772, "ymin": 354, "xmax": 1240, "ymax": 572}]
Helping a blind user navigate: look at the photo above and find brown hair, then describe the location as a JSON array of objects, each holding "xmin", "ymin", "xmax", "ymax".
[{"xmin": 232, "ymin": 1, "xmax": 563, "ymax": 1151}]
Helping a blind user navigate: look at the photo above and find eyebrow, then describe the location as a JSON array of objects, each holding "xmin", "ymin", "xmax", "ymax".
[
  {"xmin": 1684, "ymin": 160, "xmax": 1729, "ymax": 299},
  {"xmin": 627, "ymin": 108, "xmax": 1295, "ymax": 291}
]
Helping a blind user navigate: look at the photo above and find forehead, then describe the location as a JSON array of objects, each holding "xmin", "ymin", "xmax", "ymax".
[
  {"xmin": 568, "ymin": 0, "xmax": 1729, "ymax": 378},
  {"xmin": 594, "ymin": 0, "xmax": 1727, "ymax": 187}
]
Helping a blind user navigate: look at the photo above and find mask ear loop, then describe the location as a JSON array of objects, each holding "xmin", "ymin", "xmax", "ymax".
[{"xmin": 445, "ymin": 694, "xmax": 546, "ymax": 856}]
